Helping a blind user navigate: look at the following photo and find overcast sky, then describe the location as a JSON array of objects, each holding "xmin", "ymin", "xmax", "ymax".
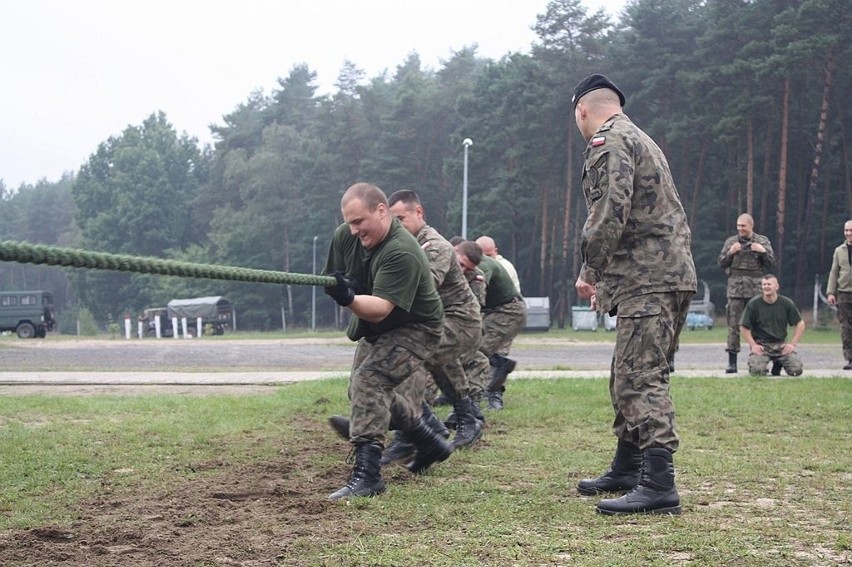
[{"xmin": 0, "ymin": 0, "xmax": 622, "ymax": 190}]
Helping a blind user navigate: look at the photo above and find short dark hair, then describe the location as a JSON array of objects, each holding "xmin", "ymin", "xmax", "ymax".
[
  {"xmin": 387, "ymin": 189, "xmax": 421, "ymax": 208},
  {"xmin": 448, "ymin": 236, "xmax": 464, "ymax": 246},
  {"xmin": 456, "ymin": 240, "xmax": 482, "ymax": 265}
]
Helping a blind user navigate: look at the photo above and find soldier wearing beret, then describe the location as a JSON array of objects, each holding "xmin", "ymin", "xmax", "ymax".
[
  {"xmin": 572, "ymin": 74, "xmax": 696, "ymax": 516},
  {"xmin": 718, "ymin": 213, "xmax": 775, "ymax": 373}
]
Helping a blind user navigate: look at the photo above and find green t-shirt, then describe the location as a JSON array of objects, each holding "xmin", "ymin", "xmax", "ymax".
[
  {"xmin": 478, "ymin": 256, "xmax": 518, "ymax": 308},
  {"xmin": 740, "ymin": 294, "xmax": 802, "ymax": 344},
  {"xmin": 324, "ymin": 218, "xmax": 443, "ymax": 341}
]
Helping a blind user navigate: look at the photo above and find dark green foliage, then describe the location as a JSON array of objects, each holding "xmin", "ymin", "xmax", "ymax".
[{"xmin": 3, "ymin": 0, "xmax": 850, "ymax": 329}]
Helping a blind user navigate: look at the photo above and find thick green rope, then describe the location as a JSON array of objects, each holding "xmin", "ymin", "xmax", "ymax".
[{"xmin": 0, "ymin": 240, "xmax": 335, "ymax": 287}]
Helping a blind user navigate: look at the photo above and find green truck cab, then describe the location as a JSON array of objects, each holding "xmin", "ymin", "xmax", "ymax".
[{"xmin": 0, "ymin": 290, "xmax": 57, "ymax": 338}]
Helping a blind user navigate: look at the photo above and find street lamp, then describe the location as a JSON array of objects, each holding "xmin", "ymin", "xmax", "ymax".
[
  {"xmin": 462, "ymin": 138, "xmax": 473, "ymax": 239},
  {"xmin": 311, "ymin": 235, "xmax": 318, "ymax": 332}
]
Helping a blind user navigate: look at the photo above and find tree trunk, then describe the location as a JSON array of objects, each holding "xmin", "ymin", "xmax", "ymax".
[
  {"xmin": 759, "ymin": 117, "xmax": 773, "ymax": 230},
  {"xmin": 539, "ymin": 183, "xmax": 548, "ymax": 297},
  {"xmin": 775, "ymin": 76, "xmax": 791, "ymax": 276},
  {"xmin": 746, "ymin": 117, "xmax": 754, "ymax": 214},
  {"xmin": 558, "ymin": 130, "xmax": 575, "ymax": 329},
  {"xmin": 688, "ymin": 140, "xmax": 708, "ymax": 231},
  {"xmin": 794, "ymin": 51, "xmax": 836, "ymax": 296}
]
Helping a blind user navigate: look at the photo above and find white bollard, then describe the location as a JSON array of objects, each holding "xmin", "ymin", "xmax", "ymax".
[
  {"xmin": 181, "ymin": 317, "xmax": 189, "ymax": 338},
  {"xmin": 197, "ymin": 317, "xmax": 203, "ymax": 337},
  {"xmin": 137, "ymin": 320, "xmax": 143, "ymax": 339},
  {"xmin": 155, "ymin": 315, "xmax": 162, "ymax": 338},
  {"xmin": 172, "ymin": 317, "xmax": 180, "ymax": 339},
  {"xmin": 124, "ymin": 316, "xmax": 131, "ymax": 339}
]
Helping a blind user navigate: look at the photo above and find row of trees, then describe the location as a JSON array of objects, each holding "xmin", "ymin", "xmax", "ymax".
[{"xmin": 1, "ymin": 0, "xmax": 849, "ymax": 330}]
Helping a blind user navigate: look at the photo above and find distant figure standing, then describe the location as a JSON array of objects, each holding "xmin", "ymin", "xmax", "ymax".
[
  {"xmin": 740, "ymin": 274, "xmax": 804, "ymax": 376},
  {"xmin": 476, "ymin": 235, "xmax": 521, "ymax": 296},
  {"xmin": 825, "ymin": 220, "xmax": 852, "ymax": 370},
  {"xmin": 718, "ymin": 213, "xmax": 775, "ymax": 373}
]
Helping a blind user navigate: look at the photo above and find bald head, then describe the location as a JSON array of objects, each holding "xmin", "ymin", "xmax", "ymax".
[
  {"xmin": 475, "ymin": 236, "xmax": 497, "ymax": 258},
  {"xmin": 736, "ymin": 213, "xmax": 754, "ymax": 238}
]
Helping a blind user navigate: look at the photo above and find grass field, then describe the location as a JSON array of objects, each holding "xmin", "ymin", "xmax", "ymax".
[{"xmin": 1, "ymin": 376, "xmax": 849, "ymax": 565}]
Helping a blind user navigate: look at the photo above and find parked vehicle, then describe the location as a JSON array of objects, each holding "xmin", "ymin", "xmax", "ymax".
[
  {"xmin": 168, "ymin": 296, "xmax": 233, "ymax": 335},
  {"xmin": 142, "ymin": 296, "xmax": 233, "ymax": 337},
  {"xmin": 140, "ymin": 307, "xmax": 174, "ymax": 337},
  {"xmin": 0, "ymin": 290, "xmax": 57, "ymax": 338},
  {"xmin": 687, "ymin": 280, "xmax": 715, "ymax": 330}
]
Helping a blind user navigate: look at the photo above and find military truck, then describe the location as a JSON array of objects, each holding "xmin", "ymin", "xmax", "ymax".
[
  {"xmin": 141, "ymin": 307, "xmax": 175, "ymax": 337},
  {"xmin": 0, "ymin": 290, "xmax": 57, "ymax": 338},
  {"xmin": 142, "ymin": 296, "xmax": 233, "ymax": 337},
  {"xmin": 168, "ymin": 296, "xmax": 233, "ymax": 335}
]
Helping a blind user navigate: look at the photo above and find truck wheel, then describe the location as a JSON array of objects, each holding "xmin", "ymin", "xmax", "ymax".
[{"xmin": 16, "ymin": 322, "xmax": 36, "ymax": 339}]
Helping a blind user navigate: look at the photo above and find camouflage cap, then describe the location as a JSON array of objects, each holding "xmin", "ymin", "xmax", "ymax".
[{"xmin": 572, "ymin": 74, "xmax": 626, "ymax": 109}]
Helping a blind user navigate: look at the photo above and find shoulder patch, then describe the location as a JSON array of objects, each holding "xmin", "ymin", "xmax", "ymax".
[{"xmin": 591, "ymin": 136, "xmax": 606, "ymax": 147}]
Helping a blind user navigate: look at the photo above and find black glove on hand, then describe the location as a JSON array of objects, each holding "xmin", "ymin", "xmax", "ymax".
[{"xmin": 325, "ymin": 271, "xmax": 356, "ymax": 307}]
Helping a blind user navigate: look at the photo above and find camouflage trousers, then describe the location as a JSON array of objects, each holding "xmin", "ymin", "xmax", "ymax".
[
  {"xmin": 348, "ymin": 323, "xmax": 441, "ymax": 444},
  {"xmin": 610, "ymin": 291, "xmax": 693, "ymax": 452},
  {"xmin": 746, "ymin": 342, "xmax": 804, "ymax": 376},
  {"xmin": 836, "ymin": 293, "xmax": 852, "ymax": 362},
  {"xmin": 481, "ymin": 299, "xmax": 527, "ymax": 357},
  {"xmin": 725, "ymin": 296, "xmax": 751, "ymax": 353},
  {"xmin": 463, "ymin": 348, "xmax": 491, "ymax": 399},
  {"xmin": 413, "ymin": 309, "xmax": 482, "ymax": 405}
]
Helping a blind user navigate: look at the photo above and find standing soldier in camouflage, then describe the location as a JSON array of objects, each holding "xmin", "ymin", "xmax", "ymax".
[
  {"xmin": 455, "ymin": 240, "xmax": 526, "ymax": 411},
  {"xmin": 386, "ymin": 189, "xmax": 483, "ymax": 451},
  {"xmin": 323, "ymin": 183, "xmax": 452, "ymax": 501},
  {"xmin": 572, "ymin": 74, "xmax": 696, "ymax": 515},
  {"xmin": 718, "ymin": 213, "xmax": 776, "ymax": 373},
  {"xmin": 825, "ymin": 220, "xmax": 852, "ymax": 370}
]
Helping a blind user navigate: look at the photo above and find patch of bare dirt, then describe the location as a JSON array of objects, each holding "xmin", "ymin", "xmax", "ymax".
[{"xmin": 0, "ymin": 417, "xmax": 414, "ymax": 566}]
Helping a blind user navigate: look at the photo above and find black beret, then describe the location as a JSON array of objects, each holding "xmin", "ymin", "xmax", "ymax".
[{"xmin": 572, "ymin": 74, "xmax": 626, "ymax": 109}]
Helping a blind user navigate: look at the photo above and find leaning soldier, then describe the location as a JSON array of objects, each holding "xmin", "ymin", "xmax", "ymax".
[
  {"xmin": 385, "ymin": 189, "xmax": 484, "ymax": 454},
  {"xmin": 455, "ymin": 240, "xmax": 526, "ymax": 411},
  {"xmin": 718, "ymin": 213, "xmax": 775, "ymax": 373},
  {"xmin": 322, "ymin": 182, "xmax": 452, "ymax": 501}
]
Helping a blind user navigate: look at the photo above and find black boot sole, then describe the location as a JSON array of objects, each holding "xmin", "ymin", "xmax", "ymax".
[{"xmin": 596, "ymin": 504, "xmax": 681, "ymax": 516}]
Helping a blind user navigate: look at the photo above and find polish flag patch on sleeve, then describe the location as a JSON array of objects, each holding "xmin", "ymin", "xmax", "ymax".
[{"xmin": 591, "ymin": 136, "xmax": 606, "ymax": 147}]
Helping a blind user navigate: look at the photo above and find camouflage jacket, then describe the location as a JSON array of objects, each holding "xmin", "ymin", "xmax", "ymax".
[
  {"xmin": 416, "ymin": 225, "xmax": 480, "ymax": 319},
  {"xmin": 718, "ymin": 232, "xmax": 775, "ymax": 298},
  {"xmin": 578, "ymin": 113, "xmax": 697, "ymax": 313}
]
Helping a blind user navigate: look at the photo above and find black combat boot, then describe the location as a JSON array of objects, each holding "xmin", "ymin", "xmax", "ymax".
[
  {"xmin": 328, "ymin": 415, "xmax": 350, "ymax": 440},
  {"xmin": 595, "ymin": 447, "xmax": 681, "ymax": 515},
  {"xmin": 381, "ymin": 431, "xmax": 416, "ymax": 465},
  {"xmin": 446, "ymin": 393, "xmax": 486, "ymax": 428},
  {"xmin": 770, "ymin": 359, "xmax": 782, "ymax": 376},
  {"xmin": 421, "ymin": 403, "xmax": 450, "ymax": 439},
  {"xmin": 725, "ymin": 352, "xmax": 737, "ymax": 373},
  {"xmin": 485, "ymin": 354, "xmax": 516, "ymax": 411},
  {"xmin": 450, "ymin": 397, "xmax": 483, "ymax": 449},
  {"xmin": 405, "ymin": 418, "xmax": 454, "ymax": 474},
  {"xmin": 577, "ymin": 439, "xmax": 642, "ymax": 495},
  {"xmin": 486, "ymin": 389, "xmax": 504, "ymax": 410},
  {"xmin": 328, "ymin": 440, "xmax": 386, "ymax": 501}
]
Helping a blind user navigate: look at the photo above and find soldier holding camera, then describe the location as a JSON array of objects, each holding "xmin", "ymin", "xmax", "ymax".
[{"xmin": 718, "ymin": 213, "xmax": 776, "ymax": 373}]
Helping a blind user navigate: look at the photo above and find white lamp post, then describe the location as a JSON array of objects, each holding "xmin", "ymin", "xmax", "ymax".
[
  {"xmin": 462, "ymin": 138, "xmax": 473, "ymax": 239},
  {"xmin": 311, "ymin": 235, "xmax": 318, "ymax": 332}
]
